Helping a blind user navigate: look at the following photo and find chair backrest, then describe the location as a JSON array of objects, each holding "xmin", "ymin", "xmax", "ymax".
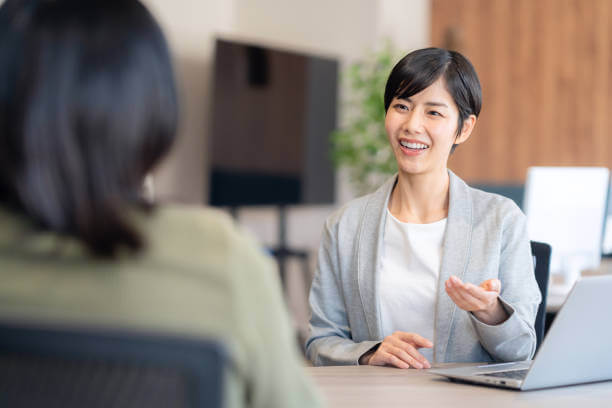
[
  {"xmin": 0, "ymin": 321, "xmax": 226, "ymax": 408},
  {"xmin": 530, "ymin": 240, "xmax": 552, "ymax": 351}
]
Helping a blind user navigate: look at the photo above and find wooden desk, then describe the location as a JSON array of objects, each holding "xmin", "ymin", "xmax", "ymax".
[{"xmin": 307, "ymin": 365, "xmax": 612, "ymax": 408}]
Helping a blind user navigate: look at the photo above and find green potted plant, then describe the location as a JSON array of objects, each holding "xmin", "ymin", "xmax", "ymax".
[{"xmin": 331, "ymin": 44, "xmax": 399, "ymax": 196}]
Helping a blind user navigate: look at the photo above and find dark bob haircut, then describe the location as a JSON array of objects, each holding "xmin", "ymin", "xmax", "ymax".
[
  {"xmin": 384, "ymin": 47, "xmax": 481, "ymax": 145},
  {"xmin": 0, "ymin": 0, "xmax": 178, "ymax": 257}
]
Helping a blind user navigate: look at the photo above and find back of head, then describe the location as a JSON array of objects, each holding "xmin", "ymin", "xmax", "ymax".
[{"xmin": 0, "ymin": 0, "xmax": 178, "ymax": 257}]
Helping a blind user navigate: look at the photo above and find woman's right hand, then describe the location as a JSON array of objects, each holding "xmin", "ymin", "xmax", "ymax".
[{"xmin": 362, "ymin": 332, "xmax": 433, "ymax": 369}]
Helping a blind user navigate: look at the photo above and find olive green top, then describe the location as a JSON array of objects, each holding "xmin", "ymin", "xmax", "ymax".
[{"xmin": 0, "ymin": 205, "xmax": 321, "ymax": 408}]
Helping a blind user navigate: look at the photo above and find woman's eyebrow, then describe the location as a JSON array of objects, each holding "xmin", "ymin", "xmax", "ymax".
[{"xmin": 425, "ymin": 101, "xmax": 449, "ymax": 108}]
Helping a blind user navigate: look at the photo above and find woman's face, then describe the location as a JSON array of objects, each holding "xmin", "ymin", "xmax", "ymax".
[{"xmin": 385, "ymin": 77, "xmax": 475, "ymax": 178}]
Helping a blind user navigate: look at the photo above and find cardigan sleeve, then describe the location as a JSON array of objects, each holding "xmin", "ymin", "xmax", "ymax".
[
  {"xmin": 468, "ymin": 205, "xmax": 541, "ymax": 362},
  {"xmin": 305, "ymin": 216, "xmax": 381, "ymax": 366}
]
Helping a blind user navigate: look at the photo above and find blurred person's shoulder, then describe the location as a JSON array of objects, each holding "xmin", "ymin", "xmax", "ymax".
[
  {"xmin": 138, "ymin": 204, "xmax": 276, "ymax": 279},
  {"xmin": 145, "ymin": 204, "xmax": 238, "ymax": 244}
]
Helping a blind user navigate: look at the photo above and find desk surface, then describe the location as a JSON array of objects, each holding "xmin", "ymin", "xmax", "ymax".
[{"xmin": 307, "ymin": 365, "xmax": 612, "ymax": 408}]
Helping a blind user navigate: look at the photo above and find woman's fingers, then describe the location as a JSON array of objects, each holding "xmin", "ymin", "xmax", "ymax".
[
  {"xmin": 368, "ymin": 345, "xmax": 411, "ymax": 368},
  {"xmin": 392, "ymin": 333, "xmax": 432, "ymax": 367},
  {"xmin": 449, "ymin": 276, "xmax": 500, "ymax": 296},
  {"xmin": 390, "ymin": 337, "xmax": 431, "ymax": 368},
  {"xmin": 480, "ymin": 278, "xmax": 501, "ymax": 293},
  {"xmin": 445, "ymin": 277, "xmax": 473, "ymax": 307},
  {"xmin": 369, "ymin": 332, "xmax": 433, "ymax": 369},
  {"xmin": 446, "ymin": 284, "xmax": 479, "ymax": 310},
  {"xmin": 397, "ymin": 332, "xmax": 433, "ymax": 349},
  {"xmin": 385, "ymin": 344, "xmax": 426, "ymax": 369},
  {"xmin": 456, "ymin": 286, "xmax": 487, "ymax": 310},
  {"xmin": 463, "ymin": 283, "xmax": 491, "ymax": 303},
  {"xmin": 446, "ymin": 276, "xmax": 500, "ymax": 312},
  {"xmin": 465, "ymin": 282, "xmax": 500, "ymax": 310},
  {"xmin": 446, "ymin": 279, "xmax": 488, "ymax": 310},
  {"xmin": 368, "ymin": 350, "xmax": 404, "ymax": 368},
  {"xmin": 374, "ymin": 350, "xmax": 411, "ymax": 369}
]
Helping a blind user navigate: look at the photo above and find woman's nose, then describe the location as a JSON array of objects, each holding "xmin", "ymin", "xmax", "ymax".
[{"xmin": 402, "ymin": 110, "xmax": 424, "ymax": 134}]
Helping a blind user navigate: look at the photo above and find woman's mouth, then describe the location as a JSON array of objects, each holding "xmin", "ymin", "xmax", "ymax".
[{"xmin": 399, "ymin": 139, "xmax": 430, "ymax": 155}]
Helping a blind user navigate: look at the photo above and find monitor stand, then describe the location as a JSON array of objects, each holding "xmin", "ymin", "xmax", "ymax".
[{"xmin": 270, "ymin": 205, "xmax": 310, "ymax": 293}]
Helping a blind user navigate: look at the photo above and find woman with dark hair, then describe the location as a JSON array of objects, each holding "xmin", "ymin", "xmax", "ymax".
[
  {"xmin": 306, "ymin": 48, "xmax": 541, "ymax": 368},
  {"xmin": 0, "ymin": 1, "xmax": 320, "ymax": 406}
]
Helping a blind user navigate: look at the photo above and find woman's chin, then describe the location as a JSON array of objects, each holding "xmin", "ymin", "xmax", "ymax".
[
  {"xmin": 397, "ymin": 166, "xmax": 425, "ymax": 176},
  {"xmin": 396, "ymin": 164, "xmax": 447, "ymax": 178},
  {"xmin": 395, "ymin": 158, "xmax": 426, "ymax": 175}
]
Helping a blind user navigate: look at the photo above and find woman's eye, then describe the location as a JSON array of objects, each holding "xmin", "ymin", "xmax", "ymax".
[
  {"xmin": 428, "ymin": 110, "xmax": 442, "ymax": 117},
  {"xmin": 395, "ymin": 104, "xmax": 409, "ymax": 111}
]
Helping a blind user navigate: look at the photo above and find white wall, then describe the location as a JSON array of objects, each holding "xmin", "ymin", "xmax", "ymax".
[
  {"xmin": 233, "ymin": 0, "xmax": 376, "ymax": 61},
  {"xmin": 144, "ymin": 0, "xmax": 430, "ymax": 333},
  {"xmin": 376, "ymin": 0, "xmax": 430, "ymax": 52},
  {"xmin": 141, "ymin": 0, "xmax": 232, "ymax": 203}
]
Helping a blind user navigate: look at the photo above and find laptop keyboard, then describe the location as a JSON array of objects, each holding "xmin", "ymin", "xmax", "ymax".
[{"xmin": 477, "ymin": 369, "xmax": 529, "ymax": 380}]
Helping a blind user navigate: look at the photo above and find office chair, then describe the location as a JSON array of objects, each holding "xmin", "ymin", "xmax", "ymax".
[
  {"xmin": 530, "ymin": 240, "xmax": 552, "ymax": 351},
  {"xmin": 0, "ymin": 321, "xmax": 226, "ymax": 408}
]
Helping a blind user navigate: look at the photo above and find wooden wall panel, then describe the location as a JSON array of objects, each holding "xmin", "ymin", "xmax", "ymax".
[{"xmin": 432, "ymin": 0, "xmax": 612, "ymax": 183}]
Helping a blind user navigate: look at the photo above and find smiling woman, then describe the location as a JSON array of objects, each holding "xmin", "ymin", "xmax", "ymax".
[
  {"xmin": 306, "ymin": 48, "xmax": 541, "ymax": 369},
  {"xmin": 385, "ymin": 78, "xmax": 476, "ymax": 179}
]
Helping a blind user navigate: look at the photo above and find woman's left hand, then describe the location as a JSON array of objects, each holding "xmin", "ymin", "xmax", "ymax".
[{"xmin": 445, "ymin": 275, "xmax": 509, "ymax": 325}]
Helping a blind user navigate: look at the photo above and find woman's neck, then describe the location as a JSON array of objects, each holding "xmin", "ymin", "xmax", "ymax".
[{"xmin": 388, "ymin": 169, "xmax": 450, "ymax": 224}]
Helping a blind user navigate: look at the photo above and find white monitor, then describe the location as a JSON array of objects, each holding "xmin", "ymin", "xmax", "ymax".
[
  {"xmin": 523, "ymin": 167, "xmax": 610, "ymax": 286},
  {"xmin": 603, "ymin": 181, "xmax": 612, "ymax": 256},
  {"xmin": 604, "ymin": 216, "xmax": 612, "ymax": 255}
]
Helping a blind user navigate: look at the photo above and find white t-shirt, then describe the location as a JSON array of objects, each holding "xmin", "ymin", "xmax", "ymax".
[{"xmin": 379, "ymin": 208, "xmax": 447, "ymax": 362}]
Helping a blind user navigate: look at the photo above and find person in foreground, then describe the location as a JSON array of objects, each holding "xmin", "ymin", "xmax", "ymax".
[
  {"xmin": 306, "ymin": 47, "xmax": 541, "ymax": 368},
  {"xmin": 0, "ymin": 1, "xmax": 320, "ymax": 407}
]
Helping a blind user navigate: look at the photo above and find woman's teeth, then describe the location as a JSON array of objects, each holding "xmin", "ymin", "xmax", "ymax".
[{"xmin": 400, "ymin": 141, "xmax": 429, "ymax": 150}]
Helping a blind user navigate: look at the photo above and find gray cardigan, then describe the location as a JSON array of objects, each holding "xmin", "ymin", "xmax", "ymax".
[{"xmin": 306, "ymin": 171, "xmax": 541, "ymax": 366}]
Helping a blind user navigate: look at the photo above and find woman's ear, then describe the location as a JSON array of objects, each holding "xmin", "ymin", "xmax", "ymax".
[{"xmin": 455, "ymin": 114, "xmax": 477, "ymax": 145}]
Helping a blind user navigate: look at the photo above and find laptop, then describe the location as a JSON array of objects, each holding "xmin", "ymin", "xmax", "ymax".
[{"xmin": 428, "ymin": 275, "xmax": 612, "ymax": 390}]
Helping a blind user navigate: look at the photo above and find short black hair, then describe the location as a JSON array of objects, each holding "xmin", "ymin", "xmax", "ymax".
[
  {"xmin": 0, "ymin": 0, "xmax": 178, "ymax": 257},
  {"xmin": 384, "ymin": 47, "xmax": 481, "ymax": 144}
]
